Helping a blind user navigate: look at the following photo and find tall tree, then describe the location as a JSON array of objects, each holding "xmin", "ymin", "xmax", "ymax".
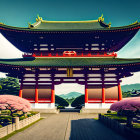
[
  {"xmin": 0, "ymin": 77, "xmax": 20, "ymax": 95},
  {"xmin": 110, "ymin": 97, "xmax": 140, "ymax": 127}
]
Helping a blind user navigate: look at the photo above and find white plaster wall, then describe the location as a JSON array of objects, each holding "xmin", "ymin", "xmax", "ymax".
[
  {"xmin": 85, "ymin": 103, "xmax": 112, "ymax": 109},
  {"xmin": 31, "ymin": 103, "xmax": 55, "ymax": 109}
]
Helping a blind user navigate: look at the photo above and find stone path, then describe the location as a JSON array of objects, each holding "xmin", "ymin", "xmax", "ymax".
[{"xmin": 8, "ymin": 113, "xmax": 127, "ymax": 140}]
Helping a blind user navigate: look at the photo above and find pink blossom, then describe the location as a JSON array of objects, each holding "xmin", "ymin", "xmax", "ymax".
[
  {"xmin": 110, "ymin": 97, "xmax": 140, "ymax": 111},
  {"xmin": 0, "ymin": 95, "xmax": 31, "ymax": 112}
]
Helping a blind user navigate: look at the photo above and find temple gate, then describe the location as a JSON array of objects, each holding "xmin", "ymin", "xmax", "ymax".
[{"xmin": 0, "ymin": 15, "xmax": 140, "ymax": 110}]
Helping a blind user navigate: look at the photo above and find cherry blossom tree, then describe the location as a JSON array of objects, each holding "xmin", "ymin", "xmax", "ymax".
[
  {"xmin": 0, "ymin": 95, "xmax": 31, "ymax": 117},
  {"xmin": 110, "ymin": 97, "xmax": 140, "ymax": 127}
]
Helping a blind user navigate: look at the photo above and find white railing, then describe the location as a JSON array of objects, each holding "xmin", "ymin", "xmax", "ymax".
[{"xmin": 0, "ymin": 113, "xmax": 40, "ymax": 138}]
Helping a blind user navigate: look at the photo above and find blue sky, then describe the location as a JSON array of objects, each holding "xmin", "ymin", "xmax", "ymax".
[
  {"xmin": 0, "ymin": 0, "xmax": 139, "ymax": 27},
  {"xmin": 0, "ymin": 0, "xmax": 140, "ymax": 57},
  {"xmin": 0, "ymin": 0, "xmax": 140, "ymax": 87}
]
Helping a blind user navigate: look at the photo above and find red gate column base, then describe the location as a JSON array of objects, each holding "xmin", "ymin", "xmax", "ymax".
[
  {"xmin": 85, "ymin": 84, "xmax": 88, "ymax": 107},
  {"xmin": 118, "ymin": 83, "xmax": 122, "ymax": 101}
]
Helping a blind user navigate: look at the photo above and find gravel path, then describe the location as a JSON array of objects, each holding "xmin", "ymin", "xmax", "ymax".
[{"xmin": 8, "ymin": 113, "xmax": 126, "ymax": 140}]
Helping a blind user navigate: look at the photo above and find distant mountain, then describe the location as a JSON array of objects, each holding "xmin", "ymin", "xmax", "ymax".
[
  {"xmin": 59, "ymin": 92, "xmax": 83, "ymax": 99},
  {"xmin": 121, "ymin": 83, "xmax": 140, "ymax": 92}
]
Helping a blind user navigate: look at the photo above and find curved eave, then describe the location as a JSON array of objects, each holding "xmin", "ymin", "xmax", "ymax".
[
  {"xmin": 0, "ymin": 22, "xmax": 140, "ymax": 32},
  {"xmin": 1, "ymin": 58, "xmax": 140, "ymax": 69}
]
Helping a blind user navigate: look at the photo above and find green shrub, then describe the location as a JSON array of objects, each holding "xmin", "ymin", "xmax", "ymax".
[
  {"xmin": 1, "ymin": 110, "xmax": 8, "ymax": 113},
  {"xmin": 71, "ymin": 95, "xmax": 85, "ymax": 107},
  {"xmin": 0, "ymin": 116, "xmax": 12, "ymax": 120},
  {"xmin": 19, "ymin": 116, "xmax": 26, "ymax": 120},
  {"xmin": 133, "ymin": 124, "xmax": 140, "ymax": 129},
  {"xmin": 0, "ymin": 116, "xmax": 12, "ymax": 126},
  {"xmin": 55, "ymin": 95, "xmax": 69, "ymax": 106},
  {"xmin": 103, "ymin": 113, "xmax": 127, "ymax": 123},
  {"xmin": 1, "ymin": 110, "xmax": 10, "ymax": 115},
  {"xmin": 29, "ymin": 111, "xmax": 38, "ymax": 115},
  {"xmin": 0, "ymin": 124, "xmax": 3, "ymax": 128},
  {"xmin": 107, "ymin": 110, "xmax": 111, "ymax": 113},
  {"xmin": 12, "ymin": 113, "xmax": 19, "ymax": 117},
  {"xmin": 27, "ymin": 114, "xmax": 32, "ymax": 117},
  {"xmin": 57, "ymin": 106, "xmax": 65, "ymax": 109}
]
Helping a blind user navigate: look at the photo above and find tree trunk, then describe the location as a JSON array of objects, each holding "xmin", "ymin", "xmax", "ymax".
[{"xmin": 126, "ymin": 116, "xmax": 133, "ymax": 127}]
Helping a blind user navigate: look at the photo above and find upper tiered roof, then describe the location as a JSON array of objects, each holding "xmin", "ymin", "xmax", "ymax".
[
  {"xmin": 28, "ymin": 15, "xmax": 111, "ymax": 31},
  {"xmin": 0, "ymin": 15, "xmax": 139, "ymax": 31},
  {"xmin": 0, "ymin": 15, "xmax": 139, "ymax": 53}
]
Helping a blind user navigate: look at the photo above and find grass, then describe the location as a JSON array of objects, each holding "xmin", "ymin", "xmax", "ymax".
[
  {"xmin": 93, "ymin": 118, "xmax": 98, "ymax": 120},
  {"xmin": 103, "ymin": 112, "xmax": 140, "ymax": 131},
  {"xmin": 133, "ymin": 123, "xmax": 140, "ymax": 128},
  {"xmin": 103, "ymin": 112, "xmax": 127, "ymax": 123},
  {"xmin": 0, "ymin": 118, "xmax": 44, "ymax": 140},
  {"xmin": 132, "ymin": 123, "xmax": 140, "ymax": 133}
]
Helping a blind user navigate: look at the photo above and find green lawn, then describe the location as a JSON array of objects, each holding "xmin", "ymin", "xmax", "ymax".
[
  {"xmin": 103, "ymin": 112, "xmax": 127, "ymax": 123},
  {"xmin": 102, "ymin": 112, "xmax": 140, "ymax": 132}
]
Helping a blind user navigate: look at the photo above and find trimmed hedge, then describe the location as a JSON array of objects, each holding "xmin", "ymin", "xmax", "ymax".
[
  {"xmin": 71, "ymin": 95, "xmax": 84, "ymax": 107},
  {"xmin": 55, "ymin": 95, "xmax": 69, "ymax": 107}
]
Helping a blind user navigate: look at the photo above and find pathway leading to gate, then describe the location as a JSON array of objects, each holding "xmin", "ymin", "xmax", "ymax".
[{"xmin": 8, "ymin": 113, "xmax": 126, "ymax": 140}]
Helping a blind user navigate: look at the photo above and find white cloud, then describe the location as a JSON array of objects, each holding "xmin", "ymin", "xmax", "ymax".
[
  {"xmin": 121, "ymin": 72, "xmax": 140, "ymax": 85},
  {"xmin": 55, "ymin": 84, "xmax": 84, "ymax": 95},
  {"xmin": 117, "ymin": 32, "xmax": 140, "ymax": 58},
  {"xmin": 0, "ymin": 72, "xmax": 7, "ymax": 78},
  {"xmin": 0, "ymin": 33, "xmax": 23, "ymax": 59}
]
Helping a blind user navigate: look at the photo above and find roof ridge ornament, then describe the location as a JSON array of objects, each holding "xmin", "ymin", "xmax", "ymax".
[
  {"xmin": 98, "ymin": 14, "xmax": 104, "ymax": 22},
  {"xmin": 29, "ymin": 15, "xmax": 43, "ymax": 28},
  {"xmin": 98, "ymin": 14, "xmax": 111, "ymax": 28},
  {"xmin": 36, "ymin": 15, "xmax": 43, "ymax": 22},
  {"xmin": 108, "ymin": 22, "xmax": 111, "ymax": 28},
  {"xmin": 130, "ymin": 20, "xmax": 139, "ymax": 26},
  {"xmin": 0, "ymin": 22, "xmax": 4, "ymax": 25}
]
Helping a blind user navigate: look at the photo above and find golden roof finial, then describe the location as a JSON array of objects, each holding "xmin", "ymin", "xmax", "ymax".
[
  {"xmin": 36, "ymin": 14, "xmax": 43, "ymax": 22},
  {"xmin": 108, "ymin": 22, "xmax": 111, "ymax": 28},
  {"xmin": 98, "ymin": 14, "xmax": 104, "ymax": 22}
]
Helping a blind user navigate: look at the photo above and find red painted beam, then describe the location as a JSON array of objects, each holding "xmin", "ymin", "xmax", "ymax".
[
  {"xmin": 21, "ymin": 80, "xmax": 121, "ymax": 83},
  {"xmin": 35, "ymin": 85, "xmax": 38, "ymax": 103},
  {"xmin": 85, "ymin": 84, "xmax": 88, "ymax": 103},
  {"xmin": 29, "ymin": 52, "xmax": 117, "ymax": 58},
  {"xmin": 118, "ymin": 82, "xmax": 122, "ymax": 101},
  {"xmin": 19, "ymin": 80, "xmax": 23, "ymax": 98},
  {"xmin": 102, "ymin": 84, "xmax": 105, "ymax": 103},
  {"xmin": 51, "ymin": 83, "xmax": 55, "ymax": 103},
  {"xmin": 19, "ymin": 89, "xmax": 22, "ymax": 98}
]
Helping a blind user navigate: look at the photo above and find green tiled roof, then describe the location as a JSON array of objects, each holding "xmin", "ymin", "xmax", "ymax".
[
  {"xmin": 29, "ymin": 20, "xmax": 107, "ymax": 30},
  {"xmin": 28, "ymin": 15, "xmax": 110, "ymax": 30},
  {"xmin": 0, "ymin": 57, "xmax": 140, "ymax": 67},
  {"xmin": 0, "ymin": 16, "xmax": 139, "ymax": 31}
]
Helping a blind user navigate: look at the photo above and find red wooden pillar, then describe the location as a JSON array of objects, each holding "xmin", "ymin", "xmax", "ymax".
[
  {"xmin": 118, "ymin": 82, "xmax": 122, "ymax": 101},
  {"xmin": 85, "ymin": 84, "xmax": 88, "ymax": 103},
  {"xmin": 35, "ymin": 84, "xmax": 38, "ymax": 103},
  {"xmin": 51, "ymin": 83, "xmax": 55, "ymax": 103},
  {"xmin": 102, "ymin": 84, "xmax": 105, "ymax": 103},
  {"xmin": 19, "ymin": 83, "xmax": 23, "ymax": 98}
]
